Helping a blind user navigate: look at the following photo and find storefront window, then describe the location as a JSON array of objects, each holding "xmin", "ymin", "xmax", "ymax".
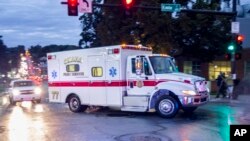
[
  {"xmin": 209, "ymin": 61, "xmax": 231, "ymax": 80},
  {"xmin": 192, "ymin": 61, "xmax": 201, "ymax": 76},
  {"xmin": 245, "ymin": 61, "xmax": 250, "ymax": 75},
  {"xmin": 183, "ymin": 61, "xmax": 192, "ymax": 74},
  {"xmin": 183, "ymin": 61, "xmax": 201, "ymax": 76}
]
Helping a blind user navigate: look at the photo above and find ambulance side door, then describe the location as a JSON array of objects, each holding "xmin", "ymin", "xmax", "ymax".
[
  {"xmin": 127, "ymin": 56, "xmax": 155, "ymax": 95},
  {"xmin": 106, "ymin": 60, "xmax": 121, "ymax": 106},
  {"xmin": 87, "ymin": 55, "xmax": 107, "ymax": 105}
]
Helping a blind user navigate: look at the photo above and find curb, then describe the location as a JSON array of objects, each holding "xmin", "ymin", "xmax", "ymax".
[{"xmin": 209, "ymin": 94, "xmax": 250, "ymax": 104}]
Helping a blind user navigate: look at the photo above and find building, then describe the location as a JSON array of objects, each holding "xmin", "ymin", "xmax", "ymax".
[
  {"xmin": 177, "ymin": 48, "xmax": 250, "ymax": 92},
  {"xmin": 176, "ymin": 4, "xmax": 250, "ymax": 93}
]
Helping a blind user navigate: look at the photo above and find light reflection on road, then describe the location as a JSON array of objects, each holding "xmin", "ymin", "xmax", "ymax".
[
  {"xmin": 7, "ymin": 102, "xmax": 46, "ymax": 141},
  {"xmin": 2, "ymin": 96, "xmax": 8, "ymax": 105}
]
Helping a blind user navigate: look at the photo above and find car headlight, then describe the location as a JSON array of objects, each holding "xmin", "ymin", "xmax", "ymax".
[
  {"xmin": 182, "ymin": 90, "xmax": 196, "ymax": 95},
  {"xmin": 12, "ymin": 89, "xmax": 20, "ymax": 96},
  {"xmin": 34, "ymin": 87, "xmax": 42, "ymax": 95}
]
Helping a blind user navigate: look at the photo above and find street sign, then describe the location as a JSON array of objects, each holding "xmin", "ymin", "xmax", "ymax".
[
  {"xmin": 231, "ymin": 22, "xmax": 240, "ymax": 33},
  {"xmin": 161, "ymin": 4, "xmax": 181, "ymax": 12},
  {"xmin": 79, "ymin": 0, "xmax": 92, "ymax": 13}
]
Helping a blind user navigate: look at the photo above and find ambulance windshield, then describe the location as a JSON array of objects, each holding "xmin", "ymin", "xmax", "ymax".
[{"xmin": 149, "ymin": 56, "xmax": 177, "ymax": 74}]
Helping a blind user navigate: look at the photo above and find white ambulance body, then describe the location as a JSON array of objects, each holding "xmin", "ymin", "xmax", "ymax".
[{"xmin": 47, "ymin": 45, "xmax": 209, "ymax": 118}]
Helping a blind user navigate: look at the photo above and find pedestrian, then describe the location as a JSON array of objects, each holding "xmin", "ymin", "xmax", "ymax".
[
  {"xmin": 226, "ymin": 75, "xmax": 234, "ymax": 99},
  {"xmin": 216, "ymin": 72, "xmax": 227, "ymax": 98}
]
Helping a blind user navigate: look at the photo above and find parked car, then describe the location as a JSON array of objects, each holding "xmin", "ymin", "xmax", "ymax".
[{"xmin": 8, "ymin": 79, "xmax": 42, "ymax": 105}]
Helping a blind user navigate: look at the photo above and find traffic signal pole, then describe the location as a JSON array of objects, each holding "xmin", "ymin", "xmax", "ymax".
[
  {"xmin": 231, "ymin": 0, "xmax": 237, "ymax": 99},
  {"xmin": 61, "ymin": 1, "xmax": 237, "ymax": 16}
]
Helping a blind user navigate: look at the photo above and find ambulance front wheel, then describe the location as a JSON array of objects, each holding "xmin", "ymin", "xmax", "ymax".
[
  {"xmin": 155, "ymin": 95, "xmax": 179, "ymax": 118},
  {"xmin": 68, "ymin": 95, "xmax": 87, "ymax": 113}
]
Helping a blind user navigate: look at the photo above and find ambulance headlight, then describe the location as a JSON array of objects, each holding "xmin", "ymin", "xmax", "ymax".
[
  {"xmin": 35, "ymin": 87, "xmax": 42, "ymax": 95},
  {"xmin": 12, "ymin": 89, "xmax": 20, "ymax": 96},
  {"xmin": 182, "ymin": 90, "xmax": 197, "ymax": 95}
]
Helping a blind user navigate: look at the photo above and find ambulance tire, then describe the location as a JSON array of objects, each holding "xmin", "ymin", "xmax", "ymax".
[
  {"xmin": 155, "ymin": 95, "xmax": 179, "ymax": 118},
  {"xmin": 68, "ymin": 95, "xmax": 87, "ymax": 113}
]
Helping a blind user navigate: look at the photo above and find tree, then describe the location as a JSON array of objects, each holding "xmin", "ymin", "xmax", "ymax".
[
  {"xmin": 78, "ymin": 0, "xmax": 102, "ymax": 48},
  {"xmin": 7, "ymin": 45, "xmax": 25, "ymax": 71},
  {"xmin": 41, "ymin": 45, "xmax": 80, "ymax": 54},
  {"xmin": 171, "ymin": 0, "xmax": 231, "ymax": 61},
  {"xmin": 0, "ymin": 36, "xmax": 9, "ymax": 74},
  {"xmin": 79, "ymin": 0, "xmax": 232, "ymax": 62},
  {"xmin": 29, "ymin": 45, "xmax": 43, "ymax": 64}
]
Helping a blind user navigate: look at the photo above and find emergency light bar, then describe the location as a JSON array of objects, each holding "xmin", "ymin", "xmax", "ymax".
[{"xmin": 121, "ymin": 44, "xmax": 152, "ymax": 51}]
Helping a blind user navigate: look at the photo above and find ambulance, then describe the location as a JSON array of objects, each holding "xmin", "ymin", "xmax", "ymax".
[{"xmin": 47, "ymin": 45, "xmax": 209, "ymax": 118}]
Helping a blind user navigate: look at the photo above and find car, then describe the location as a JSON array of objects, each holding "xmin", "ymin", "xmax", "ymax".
[{"xmin": 8, "ymin": 79, "xmax": 42, "ymax": 105}]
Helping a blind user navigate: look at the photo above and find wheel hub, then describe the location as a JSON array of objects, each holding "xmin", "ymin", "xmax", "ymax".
[
  {"xmin": 159, "ymin": 99, "xmax": 174, "ymax": 113},
  {"xmin": 70, "ymin": 98, "xmax": 79, "ymax": 109}
]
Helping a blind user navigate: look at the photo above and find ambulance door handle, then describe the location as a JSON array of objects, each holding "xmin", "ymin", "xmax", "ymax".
[
  {"xmin": 145, "ymin": 76, "xmax": 148, "ymax": 80},
  {"xmin": 130, "ymin": 82, "xmax": 134, "ymax": 88}
]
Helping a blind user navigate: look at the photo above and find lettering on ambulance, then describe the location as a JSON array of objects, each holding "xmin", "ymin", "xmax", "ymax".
[
  {"xmin": 64, "ymin": 57, "xmax": 82, "ymax": 64},
  {"xmin": 51, "ymin": 91, "xmax": 59, "ymax": 100},
  {"xmin": 62, "ymin": 56, "xmax": 85, "ymax": 77}
]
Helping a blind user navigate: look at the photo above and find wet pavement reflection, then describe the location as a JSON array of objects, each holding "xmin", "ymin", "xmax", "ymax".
[
  {"xmin": 0, "ymin": 97, "xmax": 250, "ymax": 141},
  {"xmin": 6, "ymin": 102, "xmax": 46, "ymax": 141}
]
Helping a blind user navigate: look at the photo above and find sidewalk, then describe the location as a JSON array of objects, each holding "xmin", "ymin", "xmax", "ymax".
[{"xmin": 210, "ymin": 94, "xmax": 250, "ymax": 104}]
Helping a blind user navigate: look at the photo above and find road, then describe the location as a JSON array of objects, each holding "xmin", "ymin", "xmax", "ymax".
[{"xmin": 1, "ymin": 91, "xmax": 250, "ymax": 141}]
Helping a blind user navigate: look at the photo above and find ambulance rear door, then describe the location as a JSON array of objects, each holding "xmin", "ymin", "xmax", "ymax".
[{"xmin": 47, "ymin": 54, "xmax": 61, "ymax": 103}]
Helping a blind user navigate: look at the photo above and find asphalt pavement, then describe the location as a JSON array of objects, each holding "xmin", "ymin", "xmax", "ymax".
[{"xmin": 210, "ymin": 94, "xmax": 250, "ymax": 104}]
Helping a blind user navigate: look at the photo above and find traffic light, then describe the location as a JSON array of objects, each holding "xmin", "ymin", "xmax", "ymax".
[
  {"xmin": 225, "ymin": 53, "xmax": 231, "ymax": 60},
  {"xmin": 122, "ymin": 0, "xmax": 135, "ymax": 10},
  {"xmin": 68, "ymin": 0, "xmax": 78, "ymax": 16},
  {"xmin": 227, "ymin": 43, "xmax": 236, "ymax": 52},
  {"xmin": 235, "ymin": 53, "xmax": 242, "ymax": 60},
  {"xmin": 236, "ymin": 34, "xmax": 244, "ymax": 45},
  {"xmin": 235, "ymin": 34, "xmax": 244, "ymax": 51}
]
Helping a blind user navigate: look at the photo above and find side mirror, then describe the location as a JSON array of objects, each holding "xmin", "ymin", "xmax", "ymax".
[{"xmin": 135, "ymin": 57, "xmax": 143, "ymax": 75}]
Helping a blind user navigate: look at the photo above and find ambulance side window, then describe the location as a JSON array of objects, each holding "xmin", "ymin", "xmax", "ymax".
[
  {"xmin": 131, "ymin": 58, "xmax": 152, "ymax": 75},
  {"xmin": 131, "ymin": 58, "xmax": 136, "ymax": 73},
  {"xmin": 66, "ymin": 64, "xmax": 79, "ymax": 72},
  {"xmin": 92, "ymin": 67, "xmax": 103, "ymax": 77},
  {"xmin": 143, "ymin": 58, "xmax": 152, "ymax": 75}
]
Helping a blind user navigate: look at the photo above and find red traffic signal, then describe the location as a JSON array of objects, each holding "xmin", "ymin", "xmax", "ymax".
[
  {"xmin": 68, "ymin": 0, "xmax": 78, "ymax": 16},
  {"xmin": 237, "ymin": 35, "xmax": 244, "ymax": 42},
  {"xmin": 235, "ymin": 53, "xmax": 242, "ymax": 60},
  {"xmin": 225, "ymin": 53, "xmax": 231, "ymax": 60},
  {"xmin": 122, "ymin": 0, "xmax": 135, "ymax": 10},
  {"xmin": 236, "ymin": 34, "xmax": 244, "ymax": 45}
]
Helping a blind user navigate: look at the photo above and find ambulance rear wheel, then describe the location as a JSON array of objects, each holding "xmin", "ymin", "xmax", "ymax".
[
  {"xmin": 155, "ymin": 95, "xmax": 179, "ymax": 118},
  {"xmin": 68, "ymin": 95, "xmax": 87, "ymax": 113}
]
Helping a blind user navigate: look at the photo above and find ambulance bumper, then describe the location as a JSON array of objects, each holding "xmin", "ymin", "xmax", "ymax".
[{"xmin": 179, "ymin": 94, "xmax": 210, "ymax": 107}]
